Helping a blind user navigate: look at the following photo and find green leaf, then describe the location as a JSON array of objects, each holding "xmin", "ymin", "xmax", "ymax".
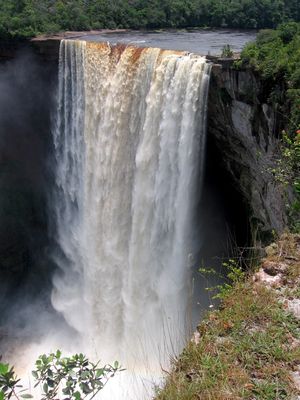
[
  {"xmin": 0, "ymin": 390, "xmax": 4, "ymax": 400},
  {"xmin": 20, "ymin": 394, "xmax": 33, "ymax": 399},
  {"xmin": 95, "ymin": 369, "xmax": 104, "ymax": 378},
  {"xmin": 114, "ymin": 361, "xmax": 119, "ymax": 369},
  {"xmin": 43, "ymin": 383, "xmax": 48, "ymax": 394},
  {"xmin": 31, "ymin": 371, "xmax": 38, "ymax": 379},
  {"xmin": 80, "ymin": 383, "xmax": 92, "ymax": 394},
  {"xmin": 47, "ymin": 379, "xmax": 55, "ymax": 388},
  {"xmin": 80, "ymin": 371, "xmax": 89, "ymax": 380},
  {"xmin": 73, "ymin": 391, "xmax": 81, "ymax": 400},
  {"xmin": 56, "ymin": 350, "xmax": 61, "ymax": 359},
  {"xmin": 41, "ymin": 355, "xmax": 48, "ymax": 365},
  {"xmin": 0, "ymin": 364, "xmax": 9, "ymax": 375},
  {"xmin": 62, "ymin": 388, "xmax": 70, "ymax": 395}
]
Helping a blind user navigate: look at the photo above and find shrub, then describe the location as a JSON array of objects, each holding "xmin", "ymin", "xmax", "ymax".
[
  {"xmin": 0, "ymin": 351, "xmax": 123, "ymax": 400},
  {"xmin": 221, "ymin": 44, "xmax": 234, "ymax": 58}
]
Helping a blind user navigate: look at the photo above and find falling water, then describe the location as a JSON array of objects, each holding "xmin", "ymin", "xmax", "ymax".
[{"xmin": 52, "ymin": 39, "xmax": 211, "ymax": 398}]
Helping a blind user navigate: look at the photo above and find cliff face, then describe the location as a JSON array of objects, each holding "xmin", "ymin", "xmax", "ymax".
[{"xmin": 207, "ymin": 61, "xmax": 287, "ymax": 240}]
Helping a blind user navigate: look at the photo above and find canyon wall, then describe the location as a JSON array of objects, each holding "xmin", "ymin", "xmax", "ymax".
[{"xmin": 207, "ymin": 60, "xmax": 287, "ymax": 241}]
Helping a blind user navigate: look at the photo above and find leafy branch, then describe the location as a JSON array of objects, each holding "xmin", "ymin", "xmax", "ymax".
[
  {"xmin": 0, "ymin": 352, "xmax": 124, "ymax": 400},
  {"xmin": 199, "ymin": 258, "xmax": 245, "ymax": 300}
]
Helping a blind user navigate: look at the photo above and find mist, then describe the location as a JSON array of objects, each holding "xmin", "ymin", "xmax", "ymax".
[{"xmin": 0, "ymin": 46, "xmax": 70, "ymax": 365}]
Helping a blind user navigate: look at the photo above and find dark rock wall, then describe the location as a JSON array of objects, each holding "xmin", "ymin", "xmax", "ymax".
[
  {"xmin": 0, "ymin": 45, "xmax": 58, "ymax": 326},
  {"xmin": 207, "ymin": 62, "xmax": 287, "ymax": 241}
]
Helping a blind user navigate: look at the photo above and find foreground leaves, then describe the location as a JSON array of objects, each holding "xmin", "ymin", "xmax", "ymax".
[{"xmin": 0, "ymin": 352, "xmax": 123, "ymax": 400}]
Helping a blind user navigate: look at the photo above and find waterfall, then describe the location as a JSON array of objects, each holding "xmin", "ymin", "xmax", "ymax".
[{"xmin": 52, "ymin": 39, "xmax": 211, "ymax": 398}]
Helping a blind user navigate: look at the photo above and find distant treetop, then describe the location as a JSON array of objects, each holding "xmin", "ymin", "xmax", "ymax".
[{"xmin": 0, "ymin": 0, "xmax": 299, "ymax": 40}]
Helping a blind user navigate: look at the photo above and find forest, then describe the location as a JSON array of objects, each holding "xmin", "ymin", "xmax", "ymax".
[
  {"xmin": 240, "ymin": 22, "xmax": 300, "ymax": 129},
  {"xmin": 0, "ymin": 0, "xmax": 300, "ymax": 40}
]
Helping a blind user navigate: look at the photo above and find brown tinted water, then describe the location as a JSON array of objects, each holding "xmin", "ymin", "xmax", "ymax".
[{"xmin": 81, "ymin": 29, "xmax": 257, "ymax": 55}]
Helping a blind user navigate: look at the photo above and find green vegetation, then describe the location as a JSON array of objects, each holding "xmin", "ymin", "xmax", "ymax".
[
  {"xmin": 238, "ymin": 22, "xmax": 300, "ymax": 231},
  {"xmin": 239, "ymin": 22, "xmax": 300, "ymax": 128},
  {"xmin": 0, "ymin": 0, "xmax": 300, "ymax": 40},
  {"xmin": 155, "ymin": 234, "xmax": 300, "ymax": 399},
  {"xmin": 221, "ymin": 44, "xmax": 234, "ymax": 58},
  {"xmin": 0, "ymin": 351, "xmax": 123, "ymax": 400},
  {"xmin": 199, "ymin": 258, "xmax": 246, "ymax": 300},
  {"xmin": 270, "ymin": 130, "xmax": 300, "ymax": 232}
]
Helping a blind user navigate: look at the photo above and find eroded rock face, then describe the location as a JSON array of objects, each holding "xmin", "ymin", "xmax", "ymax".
[{"xmin": 207, "ymin": 62, "xmax": 287, "ymax": 240}]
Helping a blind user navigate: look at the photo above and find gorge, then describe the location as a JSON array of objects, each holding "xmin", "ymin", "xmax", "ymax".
[{"xmin": 0, "ymin": 32, "xmax": 288, "ymax": 399}]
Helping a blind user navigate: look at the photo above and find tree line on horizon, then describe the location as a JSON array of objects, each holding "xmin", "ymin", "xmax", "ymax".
[{"xmin": 0, "ymin": 0, "xmax": 299, "ymax": 40}]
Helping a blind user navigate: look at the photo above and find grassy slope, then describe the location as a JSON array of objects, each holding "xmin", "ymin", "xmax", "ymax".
[{"xmin": 155, "ymin": 234, "xmax": 300, "ymax": 400}]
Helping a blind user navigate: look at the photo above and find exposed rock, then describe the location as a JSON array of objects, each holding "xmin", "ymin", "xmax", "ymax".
[
  {"xmin": 31, "ymin": 39, "xmax": 60, "ymax": 61},
  {"xmin": 287, "ymin": 336, "xmax": 300, "ymax": 351},
  {"xmin": 246, "ymin": 324, "xmax": 266, "ymax": 334},
  {"xmin": 286, "ymin": 299, "xmax": 300, "ymax": 319},
  {"xmin": 191, "ymin": 330, "xmax": 201, "ymax": 345},
  {"xmin": 208, "ymin": 62, "xmax": 287, "ymax": 239},
  {"xmin": 291, "ymin": 366, "xmax": 300, "ymax": 391},
  {"xmin": 215, "ymin": 336, "xmax": 232, "ymax": 345},
  {"xmin": 253, "ymin": 268, "xmax": 283, "ymax": 287},
  {"xmin": 262, "ymin": 260, "xmax": 288, "ymax": 275}
]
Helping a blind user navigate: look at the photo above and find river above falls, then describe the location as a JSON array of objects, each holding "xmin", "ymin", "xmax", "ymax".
[{"xmin": 77, "ymin": 29, "xmax": 257, "ymax": 55}]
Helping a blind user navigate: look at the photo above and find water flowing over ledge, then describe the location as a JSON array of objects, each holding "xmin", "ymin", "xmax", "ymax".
[{"xmin": 51, "ymin": 39, "xmax": 211, "ymax": 399}]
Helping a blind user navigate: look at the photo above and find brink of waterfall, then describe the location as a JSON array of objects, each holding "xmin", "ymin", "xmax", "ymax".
[{"xmin": 51, "ymin": 39, "xmax": 211, "ymax": 399}]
